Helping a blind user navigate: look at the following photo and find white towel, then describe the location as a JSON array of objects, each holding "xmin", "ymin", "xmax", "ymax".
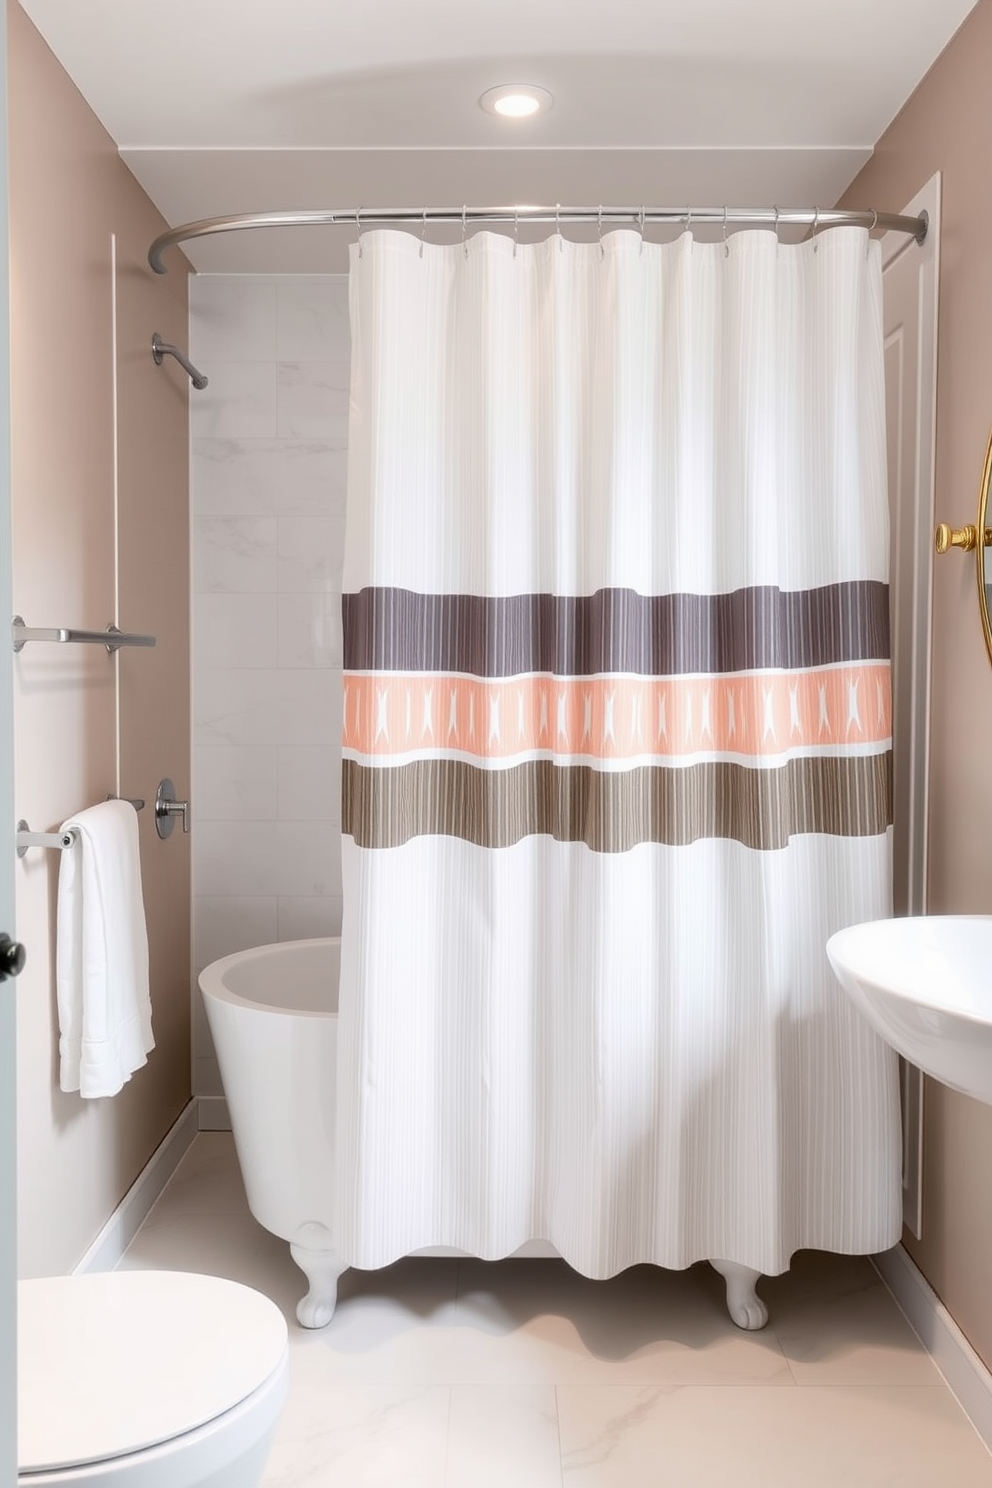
[{"xmin": 56, "ymin": 800, "xmax": 153, "ymax": 1098}]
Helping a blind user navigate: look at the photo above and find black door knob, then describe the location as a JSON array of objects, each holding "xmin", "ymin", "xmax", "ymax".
[{"xmin": 0, "ymin": 934, "xmax": 26, "ymax": 981}]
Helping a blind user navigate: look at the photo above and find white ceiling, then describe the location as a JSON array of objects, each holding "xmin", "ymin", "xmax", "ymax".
[{"xmin": 17, "ymin": 0, "xmax": 979, "ymax": 272}]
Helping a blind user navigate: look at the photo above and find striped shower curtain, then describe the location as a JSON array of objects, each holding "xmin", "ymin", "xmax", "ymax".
[{"xmin": 336, "ymin": 226, "xmax": 902, "ymax": 1278}]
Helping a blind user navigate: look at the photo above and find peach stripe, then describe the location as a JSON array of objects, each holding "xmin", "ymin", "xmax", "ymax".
[{"xmin": 342, "ymin": 666, "xmax": 892, "ymax": 761}]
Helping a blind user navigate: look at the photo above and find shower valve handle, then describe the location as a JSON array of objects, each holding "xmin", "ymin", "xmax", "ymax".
[{"xmin": 155, "ymin": 778, "xmax": 190, "ymax": 840}]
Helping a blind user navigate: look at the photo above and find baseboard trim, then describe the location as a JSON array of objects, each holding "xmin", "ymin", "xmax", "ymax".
[
  {"xmin": 73, "ymin": 1100, "xmax": 199, "ymax": 1274},
  {"xmin": 873, "ymin": 1243, "xmax": 992, "ymax": 1450},
  {"xmin": 197, "ymin": 1094, "xmax": 231, "ymax": 1131}
]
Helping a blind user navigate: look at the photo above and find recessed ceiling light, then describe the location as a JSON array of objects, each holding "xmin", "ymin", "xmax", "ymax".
[{"xmin": 480, "ymin": 85, "xmax": 553, "ymax": 119}]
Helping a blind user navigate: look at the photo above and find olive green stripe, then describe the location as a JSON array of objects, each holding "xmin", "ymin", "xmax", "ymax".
[{"xmin": 342, "ymin": 754, "xmax": 892, "ymax": 853}]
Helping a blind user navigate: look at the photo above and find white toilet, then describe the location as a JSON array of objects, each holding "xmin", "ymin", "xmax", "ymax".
[{"xmin": 17, "ymin": 1271, "xmax": 289, "ymax": 1488}]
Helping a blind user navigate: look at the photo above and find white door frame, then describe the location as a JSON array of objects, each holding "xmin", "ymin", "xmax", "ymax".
[
  {"xmin": 881, "ymin": 173, "xmax": 940, "ymax": 1237},
  {"xmin": 1, "ymin": 2, "xmax": 19, "ymax": 1475}
]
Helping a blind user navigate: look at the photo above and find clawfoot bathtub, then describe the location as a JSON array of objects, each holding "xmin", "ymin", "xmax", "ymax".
[
  {"xmin": 199, "ymin": 937, "xmax": 768, "ymax": 1331},
  {"xmin": 199, "ymin": 938, "xmax": 347, "ymax": 1327}
]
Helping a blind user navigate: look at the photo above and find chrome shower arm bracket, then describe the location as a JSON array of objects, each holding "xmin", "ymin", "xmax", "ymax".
[{"xmin": 151, "ymin": 333, "xmax": 209, "ymax": 390}]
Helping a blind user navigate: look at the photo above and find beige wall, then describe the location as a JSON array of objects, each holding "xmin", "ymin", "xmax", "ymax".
[
  {"xmin": 840, "ymin": 0, "xmax": 992, "ymax": 1370},
  {"xmin": 7, "ymin": 0, "xmax": 191, "ymax": 1276}
]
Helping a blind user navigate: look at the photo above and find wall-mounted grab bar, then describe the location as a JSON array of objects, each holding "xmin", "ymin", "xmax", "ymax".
[
  {"xmin": 12, "ymin": 617, "xmax": 156, "ymax": 653},
  {"xmin": 151, "ymin": 332, "xmax": 208, "ymax": 390},
  {"xmin": 16, "ymin": 820, "xmax": 76, "ymax": 857}
]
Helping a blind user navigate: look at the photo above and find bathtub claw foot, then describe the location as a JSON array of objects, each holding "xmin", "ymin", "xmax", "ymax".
[
  {"xmin": 710, "ymin": 1258, "xmax": 768, "ymax": 1330},
  {"xmin": 290, "ymin": 1222, "xmax": 346, "ymax": 1329}
]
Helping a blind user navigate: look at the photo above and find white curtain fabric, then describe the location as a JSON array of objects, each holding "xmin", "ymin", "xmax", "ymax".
[{"xmin": 337, "ymin": 227, "xmax": 902, "ymax": 1278}]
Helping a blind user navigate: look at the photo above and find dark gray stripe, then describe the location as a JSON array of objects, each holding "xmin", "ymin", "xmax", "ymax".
[
  {"xmin": 342, "ymin": 582, "xmax": 889, "ymax": 678},
  {"xmin": 342, "ymin": 754, "xmax": 892, "ymax": 853}
]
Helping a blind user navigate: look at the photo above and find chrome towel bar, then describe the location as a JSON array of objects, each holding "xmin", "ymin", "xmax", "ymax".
[
  {"xmin": 16, "ymin": 799, "xmax": 144, "ymax": 857},
  {"xmin": 16, "ymin": 821, "xmax": 76, "ymax": 857},
  {"xmin": 11, "ymin": 616, "xmax": 156, "ymax": 653}
]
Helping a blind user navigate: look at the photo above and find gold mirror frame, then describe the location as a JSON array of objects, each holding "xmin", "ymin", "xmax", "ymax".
[
  {"xmin": 978, "ymin": 427, "xmax": 992, "ymax": 666},
  {"xmin": 934, "ymin": 427, "xmax": 992, "ymax": 662}
]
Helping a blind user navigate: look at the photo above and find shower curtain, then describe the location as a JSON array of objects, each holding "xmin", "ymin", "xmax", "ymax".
[{"xmin": 337, "ymin": 225, "xmax": 902, "ymax": 1278}]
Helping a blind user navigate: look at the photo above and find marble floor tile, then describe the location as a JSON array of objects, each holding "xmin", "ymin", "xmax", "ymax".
[
  {"xmin": 557, "ymin": 1384, "xmax": 992, "ymax": 1488},
  {"xmin": 142, "ymin": 1132, "xmax": 253, "ymax": 1220},
  {"xmin": 117, "ymin": 1209, "xmax": 273, "ymax": 1288},
  {"xmin": 446, "ymin": 1384, "xmax": 562, "ymax": 1488},
  {"xmin": 757, "ymin": 1247, "xmax": 940, "ymax": 1386},
  {"xmin": 761, "ymin": 1247, "xmax": 883, "ymax": 1307},
  {"xmin": 116, "ymin": 1136, "xmax": 992, "ymax": 1487},
  {"xmin": 261, "ymin": 1382, "xmax": 450, "ymax": 1488},
  {"xmin": 286, "ymin": 1259, "xmax": 465, "ymax": 1382},
  {"xmin": 451, "ymin": 1259, "xmax": 793, "ymax": 1387},
  {"xmin": 770, "ymin": 1280, "xmax": 940, "ymax": 1387}
]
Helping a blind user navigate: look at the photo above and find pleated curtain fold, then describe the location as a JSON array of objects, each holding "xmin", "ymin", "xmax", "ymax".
[{"xmin": 336, "ymin": 226, "xmax": 901, "ymax": 1277}]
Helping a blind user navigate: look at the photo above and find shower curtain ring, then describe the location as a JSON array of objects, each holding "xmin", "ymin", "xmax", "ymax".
[
  {"xmin": 639, "ymin": 204, "xmax": 646, "ymax": 256},
  {"xmin": 420, "ymin": 207, "xmax": 428, "ymax": 259},
  {"xmin": 513, "ymin": 205, "xmax": 519, "ymax": 259},
  {"xmin": 462, "ymin": 204, "xmax": 468, "ymax": 259},
  {"xmin": 598, "ymin": 205, "xmax": 604, "ymax": 259},
  {"xmin": 868, "ymin": 209, "xmax": 878, "ymax": 258},
  {"xmin": 356, "ymin": 206, "xmax": 363, "ymax": 259},
  {"xmin": 723, "ymin": 205, "xmax": 729, "ymax": 258},
  {"xmin": 685, "ymin": 206, "xmax": 693, "ymax": 241},
  {"xmin": 772, "ymin": 205, "xmax": 780, "ymax": 247},
  {"xmin": 812, "ymin": 206, "xmax": 820, "ymax": 253},
  {"xmin": 556, "ymin": 201, "xmax": 563, "ymax": 251}
]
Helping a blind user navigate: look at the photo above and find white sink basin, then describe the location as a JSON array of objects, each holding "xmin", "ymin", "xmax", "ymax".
[{"xmin": 826, "ymin": 917, "xmax": 992, "ymax": 1106}]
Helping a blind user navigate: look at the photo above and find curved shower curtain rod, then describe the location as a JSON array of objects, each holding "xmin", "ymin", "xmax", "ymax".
[{"xmin": 148, "ymin": 203, "xmax": 928, "ymax": 274}]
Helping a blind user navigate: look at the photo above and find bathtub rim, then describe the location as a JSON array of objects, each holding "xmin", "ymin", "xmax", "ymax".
[{"xmin": 198, "ymin": 936, "xmax": 340, "ymax": 1020}]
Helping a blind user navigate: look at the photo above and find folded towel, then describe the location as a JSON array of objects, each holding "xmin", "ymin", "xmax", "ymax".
[{"xmin": 56, "ymin": 800, "xmax": 153, "ymax": 1098}]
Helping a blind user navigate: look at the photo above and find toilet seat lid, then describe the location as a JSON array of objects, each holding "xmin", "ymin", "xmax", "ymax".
[{"xmin": 18, "ymin": 1271, "xmax": 288, "ymax": 1473}]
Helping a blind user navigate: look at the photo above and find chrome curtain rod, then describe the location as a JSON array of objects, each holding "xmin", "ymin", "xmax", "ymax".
[{"xmin": 148, "ymin": 204, "xmax": 928, "ymax": 274}]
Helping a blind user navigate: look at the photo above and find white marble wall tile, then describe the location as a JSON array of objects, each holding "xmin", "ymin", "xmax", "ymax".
[
  {"xmin": 194, "ymin": 820, "xmax": 281, "ymax": 897},
  {"xmin": 277, "ymin": 361, "xmax": 350, "ymax": 439},
  {"xmin": 193, "ymin": 1055, "xmax": 225, "ymax": 1099},
  {"xmin": 277, "ymin": 746, "xmax": 340, "ymax": 822},
  {"xmin": 192, "ymin": 982, "xmax": 212, "ymax": 1051},
  {"xmin": 277, "ymin": 593, "xmax": 342, "ymax": 669},
  {"xmin": 190, "ymin": 277, "xmax": 278, "ymax": 362},
  {"xmin": 193, "ymin": 895, "xmax": 279, "ymax": 973},
  {"xmin": 323, "ymin": 443, "xmax": 350, "ymax": 515},
  {"xmin": 446, "ymin": 1385, "xmax": 562, "ymax": 1488},
  {"xmin": 277, "ymin": 516, "xmax": 346, "ymax": 592},
  {"xmin": 195, "ymin": 669, "xmax": 341, "ymax": 748},
  {"xmin": 193, "ymin": 517, "xmax": 278, "ymax": 594},
  {"xmin": 277, "ymin": 896, "xmax": 343, "ymax": 942},
  {"xmin": 192, "ymin": 892, "xmax": 279, "ymax": 1064},
  {"xmin": 193, "ymin": 440, "xmax": 349, "ymax": 518},
  {"xmin": 191, "ymin": 276, "xmax": 349, "ymax": 1099},
  {"xmin": 275, "ymin": 820, "xmax": 343, "ymax": 898},
  {"xmin": 191, "ymin": 362, "xmax": 278, "ymax": 439},
  {"xmin": 194, "ymin": 593, "xmax": 278, "ymax": 669},
  {"xmin": 277, "ymin": 276, "xmax": 350, "ymax": 361},
  {"xmin": 194, "ymin": 745, "xmax": 278, "ymax": 821}
]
